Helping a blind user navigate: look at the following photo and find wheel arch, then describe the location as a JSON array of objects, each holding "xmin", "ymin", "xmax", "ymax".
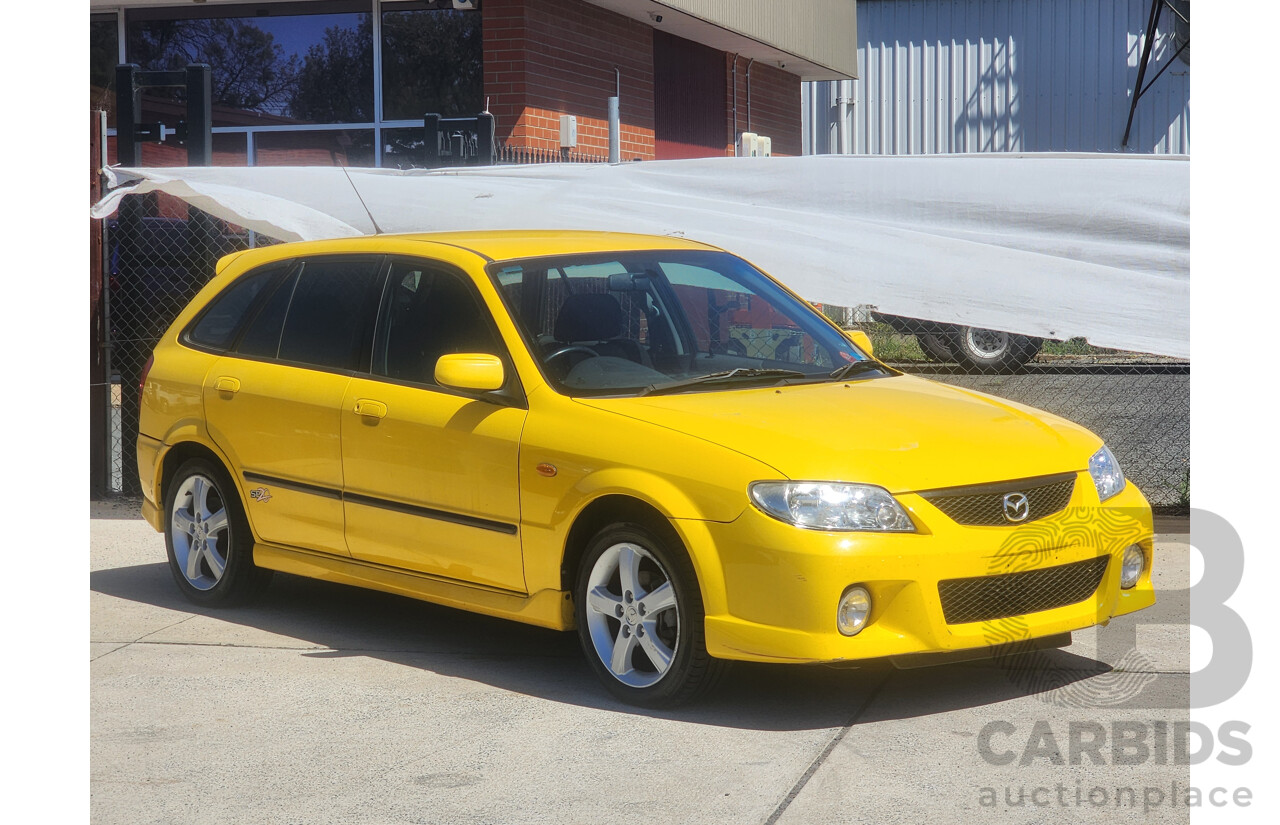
[
  {"xmin": 561, "ymin": 495, "xmax": 676, "ymax": 593},
  {"xmin": 558, "ymin": 490, "xmax": 732, "ymax": 620},
  {"xmin": 156, "ymin": 440, "xmax": 240, "ymax": 529}
]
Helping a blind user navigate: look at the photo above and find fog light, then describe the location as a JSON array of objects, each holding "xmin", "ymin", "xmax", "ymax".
[
  {"xmin": 1121, "ymin": 545, "xmax": 1145, "ymax": 589},
  {"xmin": 837, "ymin": 586, "xmax": 872, "ymax": 636}
]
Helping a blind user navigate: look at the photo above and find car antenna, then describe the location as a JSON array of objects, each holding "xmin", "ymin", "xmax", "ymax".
[{"xmin": 342, "ymin": 167, "xmax": 384, "ymax": 235}]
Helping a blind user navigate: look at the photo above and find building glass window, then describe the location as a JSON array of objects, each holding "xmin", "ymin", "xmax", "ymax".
[
  {"xmin": 125, "ymin": 2, "xmax": 373, "ymax": 127},
  {"xmin": 91, "ymin": 13, "xmax": 119, "ymax": 127},
  {"xmin": 381, "ymin": 127, "xmax": 428, "ymax": 169},
  {"xmin": 254, "ymin": 129, "xmax": 375, "ymax": 167},
  {"xmin": 107, "ymin": 2, "xmax": 485, "ymax": 169},
  {"xmin": 381, "ymin": 1, "xmax": 483, "ymax": 121}
]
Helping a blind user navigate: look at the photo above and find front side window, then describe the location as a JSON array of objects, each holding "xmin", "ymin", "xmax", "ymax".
[
  {"xmin": 276, "ymin": 257, "xmax": 384, "ymax": 371},
  {"xmin": 374, "ymin": 260, "xmax": 502, "ymax": 385},
  {"xmin": 491, "ymin": 250, "xmax": 884, "ymax": 397}
]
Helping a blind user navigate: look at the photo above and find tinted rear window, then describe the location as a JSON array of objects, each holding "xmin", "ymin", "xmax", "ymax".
[
  {"xmin": 236, "ymin": 273, "xmax": 296, "ymax": 359},
  {"xmin": 277, "ymin": 258, "xmax": 383, "ymax": 371},
  {"xmin": 186, "ymin": 267, "xmax": 279, "ymax": 350}
]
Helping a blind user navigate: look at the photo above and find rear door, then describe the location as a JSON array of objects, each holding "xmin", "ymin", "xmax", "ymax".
[
  {"xmin": 204, "ymin": 255, "xmax": 385, "ymax": 556},
  {"xmin": 340, "ymin": 256, "xmax": 528, "ymax": 591}
]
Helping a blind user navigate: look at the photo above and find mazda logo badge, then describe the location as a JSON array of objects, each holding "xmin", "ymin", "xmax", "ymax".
[{"xmin": 1002, "ymin": 492, "xmax": 1030, "ymax": 523}]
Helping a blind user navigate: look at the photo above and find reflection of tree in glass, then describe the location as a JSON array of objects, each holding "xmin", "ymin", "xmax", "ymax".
[
  {"xmin": 288, "ymin": 10, "xmax": 481, "ymax": 128},
  {"xmin": 90, "ymin": 19, "xmax": 119, "ymax": 100},
  {"xmin": 381, "ymin": 10, "xmax": 483, "ymax": 121},
  {"xmin": 290, "ymin": 17, "xmax": 375, "ymax": 123},
  {"xmin": 130, "ymin": 19, "xmax": 300, "ymax": 115}
]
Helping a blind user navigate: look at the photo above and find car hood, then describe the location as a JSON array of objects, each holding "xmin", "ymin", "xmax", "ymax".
[{"xmin": 576, "ymin": 375, "xmax": 1100, "ymax": 493}]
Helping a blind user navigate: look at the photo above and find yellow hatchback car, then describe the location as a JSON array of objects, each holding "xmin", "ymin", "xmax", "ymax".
[{"xmin": 138, "ymin": 230, "xmax": 1154, "ymax": 707}]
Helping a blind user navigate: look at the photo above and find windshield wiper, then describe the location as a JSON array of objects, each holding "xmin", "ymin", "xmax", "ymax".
[
  {"xmin": 829, "ymin": 360, "xmax": 888, "ymax": 381},
  {"xmin": 640, "ymin": 368, "xmax": 809, "ymax": 397}
]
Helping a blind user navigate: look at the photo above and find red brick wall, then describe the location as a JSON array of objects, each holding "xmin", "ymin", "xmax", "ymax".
[
  {"xmin": 726, "ymin": 56, "xmax": 802, "ymax": 157},
  {"xmin": 483, "ymin": 0, "xmax": 655, "ymax": 160}
]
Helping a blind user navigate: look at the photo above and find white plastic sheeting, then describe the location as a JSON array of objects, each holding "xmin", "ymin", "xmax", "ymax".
[{"xmin": 93, "ymin": 154, "xmax": 1189, "ymax": 358}]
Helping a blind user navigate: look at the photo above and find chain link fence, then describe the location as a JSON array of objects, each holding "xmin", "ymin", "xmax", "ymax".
[
  {"xmin": 823, "ymin": 307, "xmax": 1190, "ymax": 513},
  {"xmin": 97, "ymin": 195, "xmax": 270, "ymax": 497},
  {"xmin": 94, "ymin": 196, "xmax": 1189, "ymax": 514}
]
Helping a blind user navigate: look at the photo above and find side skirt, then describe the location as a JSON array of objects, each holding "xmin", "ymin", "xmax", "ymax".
[{"xmin": 253, "ymin": 542, "xmax": 575, "ymax": 631}]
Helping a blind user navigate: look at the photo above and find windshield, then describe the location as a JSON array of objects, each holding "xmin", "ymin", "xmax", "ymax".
[{"xmin": 489, "ymin": 249, "xmax": 890, "ymax": 397}]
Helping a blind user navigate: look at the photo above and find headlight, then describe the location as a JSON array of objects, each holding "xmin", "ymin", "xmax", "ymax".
[
  {"xmin": 749, "ymin": 481, "xmax": 915, "ymax": 532},
  {"xmin": 1088, "ymin": 446, "xmax": 1126, "ymax": 502}
]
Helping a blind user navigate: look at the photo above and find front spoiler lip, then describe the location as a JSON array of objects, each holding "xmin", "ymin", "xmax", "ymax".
[{"xmin": 801, "ymin": 631, "xmax": 1075, "ymax": 670}]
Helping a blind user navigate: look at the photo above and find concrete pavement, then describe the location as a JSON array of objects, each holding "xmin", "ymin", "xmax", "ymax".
[{"xmin": 91, "ymin": 500, "xmax": 1191, "ymax": 824}]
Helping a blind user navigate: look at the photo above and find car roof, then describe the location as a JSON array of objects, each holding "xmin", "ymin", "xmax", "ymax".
[
  {"xmin": 222, "ymin": 230, "xmax": 724, "ymax": 273},
  {"xmin": 402, "ymin": 230, "xmax": 722, "ymax": 262}
]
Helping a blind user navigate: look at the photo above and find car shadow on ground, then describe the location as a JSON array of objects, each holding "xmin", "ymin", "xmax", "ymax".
[{"xmin": 92, "ymin": 561, "xmax": 1133, "ymax": 732}]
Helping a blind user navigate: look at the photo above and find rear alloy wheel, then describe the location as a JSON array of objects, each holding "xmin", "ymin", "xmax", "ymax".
[
  {"xmin": 947, "ymin": 326, "xmax": 1042, "ymax": 373},
  {"xmin": 575, "ymin": 523, "xmax": 724, "ymax": 707},
  {"xmin": 164, "ymin": 458, "xmax": 271, "ymax": 606}
]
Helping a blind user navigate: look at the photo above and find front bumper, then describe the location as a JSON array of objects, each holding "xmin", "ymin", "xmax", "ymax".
[{"xmin": 688, "ymin": 475, "xmax": 1154, "ymax": 664}]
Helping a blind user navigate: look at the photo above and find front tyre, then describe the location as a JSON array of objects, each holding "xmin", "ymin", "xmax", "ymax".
[
  {"xmin": 164, "ymin": 458, "xmax": 272, "ymax": 607},
  {"xmin": 575, "ymin": 523, "xmax": 724, "ymax": 707}
]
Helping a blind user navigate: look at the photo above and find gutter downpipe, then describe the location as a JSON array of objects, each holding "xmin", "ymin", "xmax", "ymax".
[
  {"xmin": 608, "ymin": 66, "xmax": 621, "ymax": 163},
  {"xmin": 745, "ymin": 58, "xmax": 755, "ymax": 134},
  {"xmin": 730, "ymin": 54, "xmax": 738, "ymax": 154},
  {"xmin": 836, "ymin": 80, "xmax": 850, "ymax": 154}
]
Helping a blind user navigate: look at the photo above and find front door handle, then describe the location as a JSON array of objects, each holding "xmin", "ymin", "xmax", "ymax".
[
  {"xmin": 354, "ymin": 399, "xmax": 388, "ymax": 419},
  {"xmin": 214, "ymin": 376, "xmax": 241, "ymax": 394}
]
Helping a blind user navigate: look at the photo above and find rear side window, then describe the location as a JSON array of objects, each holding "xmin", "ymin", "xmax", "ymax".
[
  {"xmin": 185, "ymin": 267, "xmax": 280, "ymax": 351},
  {"xmin": 277, "ymin": 258, "xmax": 384, "ymax": 371},
  {"xmin": 236, "ymin": 273, "xmax": 296, "ymax": 359}
]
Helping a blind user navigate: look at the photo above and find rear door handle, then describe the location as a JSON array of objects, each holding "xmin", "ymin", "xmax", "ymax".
[
  {"xmin": 214, "ymin": 376, "xmax": 241, "ymax": 394},
  {"xmin": 354, "ymin": 399, "xmax": 388, "ymax": 419}
]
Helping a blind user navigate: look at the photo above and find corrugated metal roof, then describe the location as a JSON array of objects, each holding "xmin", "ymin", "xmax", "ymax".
[{"xmin": 805, "ymin": 0, "xmax": 1189, "ymax": 155}]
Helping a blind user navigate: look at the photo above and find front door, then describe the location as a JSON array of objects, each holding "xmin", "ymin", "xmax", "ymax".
[{"xmin": 340, "ymin": 258, "xmax": 527, "ymax": 592}]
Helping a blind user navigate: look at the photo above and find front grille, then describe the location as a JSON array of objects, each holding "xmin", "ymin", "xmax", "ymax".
[
  {"xmin": 938, "ymin": 556, "xmax": 1110, "ymax": 624},
  {"xmin": 920, "ymin": 473, "xmax": 1076, "ymax": 526}
]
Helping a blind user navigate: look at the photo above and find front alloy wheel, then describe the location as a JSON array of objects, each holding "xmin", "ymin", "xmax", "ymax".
[
  {"xmin": 583, "ymin": 541, "xmax": 680, "ymax": 689},
  {"xmin": 575, "ymin": 523, "xmax": 724, "ymax": 707}
]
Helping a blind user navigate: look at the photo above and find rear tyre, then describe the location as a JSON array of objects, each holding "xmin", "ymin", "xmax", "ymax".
[
  {"xmin": 164, "ymin": 458, "xmax": 272, "ymax": 607},
  {"xmin": 574, "ymin": 522, "xmax": 725, "ymax": 708},
  {"xmin": 916, "ymin": 333, "xmax": 954, "ymax": 363},
  {"xmin": 947, "ymin": 326, "xmax": 1042, "ymax": 373}
]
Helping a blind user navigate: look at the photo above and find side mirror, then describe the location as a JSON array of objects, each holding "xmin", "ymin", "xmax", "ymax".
[
  {"xmin": 435, "ymin": 353, "xmax": 505, "ymax": 392},
  {"xmin": 845, "ymin": 329, "xmax": 875, "ymax": 357}
]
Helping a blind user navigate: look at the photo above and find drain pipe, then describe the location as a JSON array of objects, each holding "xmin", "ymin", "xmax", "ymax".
[
  {"xmin": 608, "ymin": 66, "xmax": 621, "ymax": 163},
  {"xmin": 836, "ymin": 80, "xmax": 850, "ymax": 154},
  {"xmin": 745, "ymin": 58, "xmax": 755, "ymax": 133},
  {"xmin": 730, "ymin": 54, "xmax": 738, "ymax": 153}
]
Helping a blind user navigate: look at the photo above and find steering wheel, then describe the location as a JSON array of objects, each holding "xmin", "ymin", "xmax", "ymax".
[{"xmin": 545, "ymin": 345, "xmax": 600, "ymax": 366}]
